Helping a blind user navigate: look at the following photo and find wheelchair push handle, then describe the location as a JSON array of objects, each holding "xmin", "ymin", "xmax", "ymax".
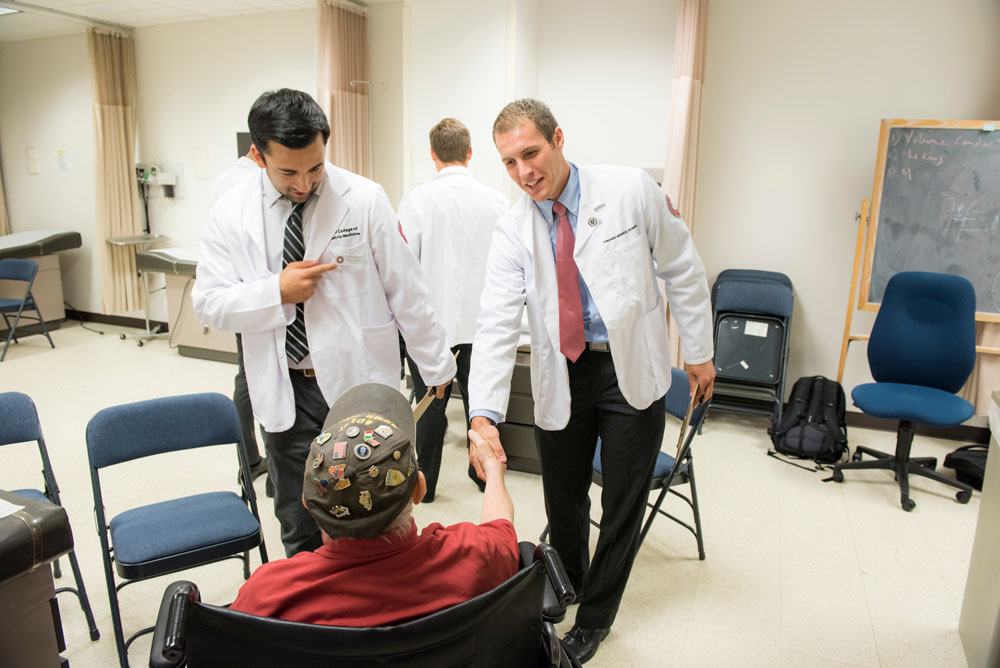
[
  {"xmin": 150, "ymin": 580, "xmax": 200, "ymax": 668},
  {"xmin": 536, "ymin": 542, "xmax": 575, "ymax": 607}
]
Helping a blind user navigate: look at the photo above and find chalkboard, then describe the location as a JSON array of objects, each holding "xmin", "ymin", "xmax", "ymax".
[{"xmin": 861, "ymin": 119, "xmax": 1000, "ymax": 321}]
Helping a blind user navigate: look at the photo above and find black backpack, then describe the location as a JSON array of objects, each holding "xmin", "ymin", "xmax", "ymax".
[
  {"xmin": 769, "ymin": 376, "xmax": 848, "ymax": 465},
  {"xmin": 943, "ymin": 445, "xmax": 988, "ymax": 491}
]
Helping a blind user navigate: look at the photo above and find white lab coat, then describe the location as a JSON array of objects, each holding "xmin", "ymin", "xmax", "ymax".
[
  {"xmin": 397, "ymin": 166, "xmax": 510, "ymax": 347},
  {"xmin": 469, "ymin": 164, "xmax": 714, "ymax": 431},
  {"xmin": 193, "ymin": 162, "xmax": 456, "ymax": 432}
]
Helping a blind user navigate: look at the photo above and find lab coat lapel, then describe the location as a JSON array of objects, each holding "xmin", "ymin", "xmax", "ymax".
[
  {"xmin": 243, "ymin": 170, "xmax": 270, "ymax": 277},
  {"xmin": 522, "ymin": 196, "xmax": 561, "ymax": 351},
  {"xmin": 573, "ymin": 166, "xmax": 606, "ymax": 256},
  {"xmin": 305, "ymin": 163, "xmax": 349, "ymax": 259}
]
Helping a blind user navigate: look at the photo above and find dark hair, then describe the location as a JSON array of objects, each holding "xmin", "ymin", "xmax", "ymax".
[
  {"xmin": 429, "ymin": 118, "xmax": 471, "ymax": 163},
  {"xmin": 493, "ymin": 99, "xmax": 558, "ymax": 144},
  {"xmin": 248, "ymin": 88, "xmax": 331, "ymax": 156}
]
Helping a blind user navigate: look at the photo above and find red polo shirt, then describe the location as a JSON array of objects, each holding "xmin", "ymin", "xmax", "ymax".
[{"xmin": 230, "ymin": 518, "xmax": 519, "ymax": 627}]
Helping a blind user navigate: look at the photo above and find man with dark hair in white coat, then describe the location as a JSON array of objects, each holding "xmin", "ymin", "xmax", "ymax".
[
  {"xmin": 193, "ymin": 88, "xmax": 456, "ymax": 557},
  {"xmin": 397, "ymin": 118, "xmax": 509, "ymax": 501}
]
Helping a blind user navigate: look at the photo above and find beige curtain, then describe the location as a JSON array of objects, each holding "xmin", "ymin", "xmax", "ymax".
[
  {"xmin": 960, "ymin": 324, "xmax": 1000, "ymax": 414},
  {"xmin": 317, "ymin": 0, "xmax": 370, "ymax": 176},
  {"xmin": 88, "ymin": 27, "xmax": 143, "ymax": 314},
  {"xmin": 663, "ymin": 0, "xmax": 709, "ymax": 365},
  {"xmin": 0, "ymin": 156, "xmax": 9, "ymax": 235}
]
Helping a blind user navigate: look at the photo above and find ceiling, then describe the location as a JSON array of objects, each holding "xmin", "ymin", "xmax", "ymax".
[{"xmin": 0, "ymin": 0, "xmax": 319, "ymax": 42}]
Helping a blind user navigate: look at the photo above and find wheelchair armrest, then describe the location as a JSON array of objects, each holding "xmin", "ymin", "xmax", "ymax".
[
  {"xmin": 149, "ymin": 581, "xmax": 200, "ymax": 668},
  {"xmin": 536, "ymin": 542, "xmax": 575, "ymax": 611}
]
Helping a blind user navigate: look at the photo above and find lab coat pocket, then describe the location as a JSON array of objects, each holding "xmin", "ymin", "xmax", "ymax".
[
  {"xmin": 596, "ymin": 235, "xmax": 650, "ymax": 306},
  {"xmin": 362, "ymin": 319, "xmax": 401, "ymax": 387},
  {"xmin": 644, "ymin": 300, "xmax": 671, "ymax": 395},
  {"xmin": 320, "ymin": 241, "xmax": 377, "ymax": 299}
]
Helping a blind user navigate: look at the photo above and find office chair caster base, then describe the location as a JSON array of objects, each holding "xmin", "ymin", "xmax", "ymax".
[
  {"xmin": 137, "ymin": 340, "xmax": 144, "ymax": 347},
  {"xmin": 956, "ymin": 490, "xmax": 971, "ymax": 504},
  {"xmin": 119, "ymin": 333, "xmax": 126, "ymax": 340},
  {"xmin": 900, "ymin": 497, "xmax": 916, "ymax": 512},
  {"xmin": 831, "ymin": 469, "xmax": 844, "ymax": 483},
  {"xmin": 851, "ymin": 451, "xmax": 864, "ymax": 462}
]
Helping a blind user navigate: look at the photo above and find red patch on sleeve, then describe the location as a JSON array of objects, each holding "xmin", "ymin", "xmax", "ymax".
[
  {"xmin": 665, "ymin": 194, "xmax": 682, "ymax": 219},
  {"xmin": 397, "ymin": 221, "xmax": 408, "ymax": 243}
]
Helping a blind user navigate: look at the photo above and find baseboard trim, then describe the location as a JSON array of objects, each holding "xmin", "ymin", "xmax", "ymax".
[
  {"xmin": 64, "ymin": 307, "xmax": 168, "ymax": 332},
  {"xmin": 846, "ymin": 411, "xmax": 989, "ymax": 445}
]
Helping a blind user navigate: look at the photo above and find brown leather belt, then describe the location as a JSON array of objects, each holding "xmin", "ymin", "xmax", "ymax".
[{"xmin": 291, "ymin": 368, "xmax": 316, "ymax": 377}]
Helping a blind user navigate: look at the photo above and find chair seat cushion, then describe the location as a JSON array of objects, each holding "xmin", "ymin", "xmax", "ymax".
[
  {"xmin": 592, "ymin": 443, "xmax": 687, "ymax": 480},
  {"xmin": 852, "ymin": 383, "xmax": 974, "ymax": 428},
  {"xmin": 110, "ymin": 491, "xmax": 260, "ymax": 566},
  {"xmin": 0, "ymin": 298, "xmax": 27, "ymax": 312},
  {"xmin": 11, "ymin": 488, "xmax": 48, "ymax": 504}
]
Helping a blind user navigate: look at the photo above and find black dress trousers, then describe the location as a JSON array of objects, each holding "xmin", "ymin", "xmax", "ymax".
[{"xmin": 534, "ymin": 348, "xmax": 665, "ymax": 629}]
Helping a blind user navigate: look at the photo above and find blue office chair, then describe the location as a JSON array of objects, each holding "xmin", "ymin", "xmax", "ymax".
[
  {"xmin": 0, "ymin": 391, "xmax": 100, "ymax": 641},
  {"xmin": 541, "ymin": 368, "xmax": 709, "ymax": 559},
  {"xmin": 831, "ymin": 272, "xmax": 977, "ymax": 511},
  {"xmin": 86, "ymin": 392, "xmax": 269, "ymax": 668},
  {"xmin": 0, "ymin": 258, "xmax": 55, "ymax": 361}
]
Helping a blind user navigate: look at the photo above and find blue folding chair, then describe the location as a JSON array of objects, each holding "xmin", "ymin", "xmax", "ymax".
[
  {"xmin": 541, "ymin": 368, "xmax": 709, "ymax": 560},
  {"xmin": 86, "ymin": 392, "xmax": 269, "ymax": 668},
  {"xmin": 0, "ymin": 391, "xmax": 100, "ymax": 641},
  {"xmin": 0, "ymin": 258, "xmax": 55, "ymax": 361}
]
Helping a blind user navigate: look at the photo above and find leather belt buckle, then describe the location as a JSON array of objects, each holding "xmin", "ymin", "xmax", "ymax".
[
  {"xmin": 298, "ymin": 368, "xmax": 316, "ymax": 377},
  {"xmin": 587, "ymin": 341, "xmax": 610, "ymax": 353}
]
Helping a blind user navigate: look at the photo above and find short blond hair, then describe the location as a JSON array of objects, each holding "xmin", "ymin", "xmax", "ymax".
[
  {"xmin": 429, "ymin": 118, "xmax": 471, "ymax": 163},
  {"xmin": 492, "ymin": 99, "xmax": 558, "ymax": 144}
]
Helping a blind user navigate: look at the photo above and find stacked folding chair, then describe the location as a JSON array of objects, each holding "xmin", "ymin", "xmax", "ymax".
[{"xmin": 707, "ymin": 269, "xmax": 794, "ymax": 429}]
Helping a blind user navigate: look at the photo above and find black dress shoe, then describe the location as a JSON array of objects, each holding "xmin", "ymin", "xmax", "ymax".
[
  {"xmin": 562, "ymin": 625, "xmax": 609, "ymax": 664},
  {"xmin": 467, "ymin": 463, "xmax": 486, "ymax": 493}
]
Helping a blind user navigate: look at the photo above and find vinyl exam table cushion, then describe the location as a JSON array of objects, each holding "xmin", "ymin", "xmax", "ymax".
[
  {"xmin": 135, "ymin": 248, "xmax": 199, "ymax": 277},
  {"xmin": 0, "ymin": 231, "xmax": 82, "ymax": 260}
]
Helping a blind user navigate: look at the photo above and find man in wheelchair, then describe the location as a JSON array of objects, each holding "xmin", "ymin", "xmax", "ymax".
[{"xmin": 229, "ymin": 382, "xmax": 521, "ymax": 626}]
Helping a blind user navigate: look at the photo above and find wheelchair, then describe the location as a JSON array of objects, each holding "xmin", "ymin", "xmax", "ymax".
[{"xmin": 149, "ymin": 541, "xmax": 580, "ymax": 667}]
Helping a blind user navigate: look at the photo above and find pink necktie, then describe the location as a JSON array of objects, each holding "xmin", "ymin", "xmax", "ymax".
[{"xmin": 553, "ymin": 201, "xmax": 585, "ymax": 362}]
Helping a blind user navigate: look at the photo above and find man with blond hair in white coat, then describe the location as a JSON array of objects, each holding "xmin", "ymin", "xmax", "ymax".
[
  {"xmin": 397, "ymin": 118, "xmax": 509, "ymax": 501},
  {"xmin": 193, "ymin": 89, "xmax": 455, "ymax": 558},
  {"xmin": 467, "ymin": 99, "xmax": 715, "ymax": 664}
]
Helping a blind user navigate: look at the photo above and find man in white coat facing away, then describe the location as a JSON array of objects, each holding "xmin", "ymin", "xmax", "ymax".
[
  {"xmin": 467, "ymin": 99, "xmax": 715, "ymax": 664},
  {"xmin": 397, "ymin": 118, "xmax": 509, "ymax": 501},
  {"xmin": 193, "ymin": 89, "xmax": 456, "ymax": 557}
]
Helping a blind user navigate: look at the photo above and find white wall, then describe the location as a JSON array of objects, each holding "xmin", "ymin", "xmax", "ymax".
[
  {"xmin": 405, "ymin": 0, "xmax": 510, "ymax": 198},
  {"xmin": 370, "ymin": 1, "xmax": 409, "ymax": 206},
  {"xmin": 696, "ymin": 0, "xmax": 1000, "ymax": 395},
  {"xmin": 402, "ymin": 0, "xmax": 676, "ymax": 197},
  {"xmin": 135, "ymin": 10, "xmax": 316, "ymax": 248},
  {"xmin": 536, "ymin": 0, "xmax": 677, "ymax": 170},
  {"xmin": 0, "ymin": 34, "xmax": 99, "ymax": 313}
]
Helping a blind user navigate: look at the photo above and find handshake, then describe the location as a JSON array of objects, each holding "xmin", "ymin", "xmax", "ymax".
[{"xmin": 468, "ymin": 428, "xmax": 507, "ymax": 484}]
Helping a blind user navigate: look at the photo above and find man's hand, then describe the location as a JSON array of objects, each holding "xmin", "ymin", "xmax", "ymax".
[
  {"xmin": 279, "ymin": 260, "xmax": 337, "ymax": 304},
  {"xmin": 432, "ymin": 382, "xmax": 450, "ymax": 399},
  {"xmin": 469, "ymin": 427, "xmax": 515, "ymax": 524},
  {"xmin": 469, "ymin": 429, "xmax": 505, "ymax": 482},
  {"xmin": 685, "ymin": 359, "xmax": 716, "ymax": 405},
  {"xmin": 469, "ymin": 416, "xmax": 507, "ymax": 481}
]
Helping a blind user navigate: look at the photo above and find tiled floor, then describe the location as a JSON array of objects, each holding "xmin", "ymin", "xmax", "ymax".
[{"xmin": 1, "ymin": 323, "xmax": 979, "ymax": 667}]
